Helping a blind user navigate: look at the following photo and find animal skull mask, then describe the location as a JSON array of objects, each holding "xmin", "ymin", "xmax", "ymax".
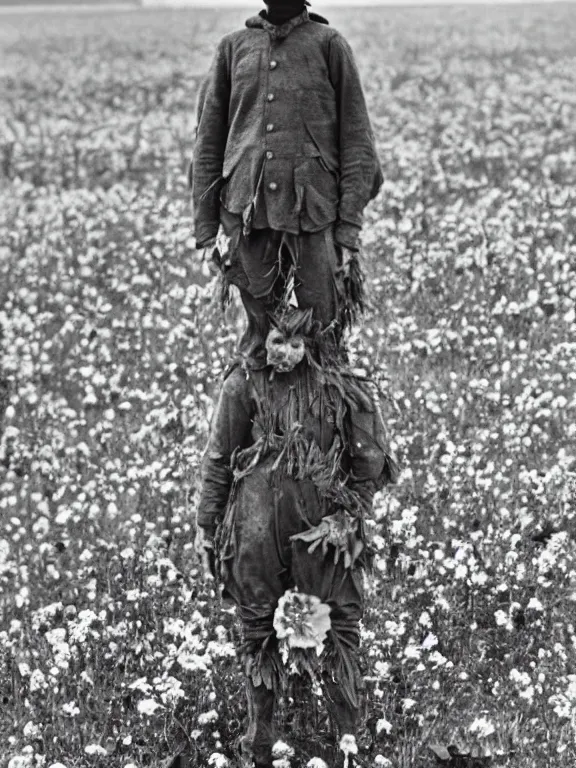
[{"xmin": 265, "ymin": 327, "xmax": 306, "ymax": 372}]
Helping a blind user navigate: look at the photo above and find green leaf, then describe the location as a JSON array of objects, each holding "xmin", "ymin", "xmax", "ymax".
[{"xmin": 429, "ymin": 744, "xmax": 451, "ymax": 761}]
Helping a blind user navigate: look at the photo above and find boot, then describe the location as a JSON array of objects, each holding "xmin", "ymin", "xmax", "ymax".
[{"xmin": 240, "ymin": 678, "xmax": 276, "ymax": 767}]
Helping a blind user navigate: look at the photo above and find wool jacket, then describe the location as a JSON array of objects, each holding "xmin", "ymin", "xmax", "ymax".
[{"xmin": 191, "ymin": 8, "xmax": 383, "ymax": 251}]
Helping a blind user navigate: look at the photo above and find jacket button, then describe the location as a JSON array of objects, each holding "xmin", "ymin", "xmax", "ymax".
[
  {"xmin": 266, "ymin": 123, "xmax": 274, "ymax": 132},
  {"xmin": 266, "ymin": 151, "xmax": 274, "ymax": 160},
  {"xmin": 269, "ymin": 60, "xmax": 278, "ymax": 69},
  {"xmin": 267, "ymin": 93, "xmax": 275, "ymax": 102},
  {"xmin": 268, "ymin": 182, "xmax": 278, "ymax": 191}
]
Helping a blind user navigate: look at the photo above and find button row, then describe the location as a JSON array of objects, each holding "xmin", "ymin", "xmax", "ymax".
[{"xmin": 266, "ymin": 61, "xmax": 278, "ymax": 192}]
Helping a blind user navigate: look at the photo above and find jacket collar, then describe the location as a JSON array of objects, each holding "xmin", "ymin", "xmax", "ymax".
[{"xmin": 246, "ymin": 8, "xmax": 329, "ymax": 40}]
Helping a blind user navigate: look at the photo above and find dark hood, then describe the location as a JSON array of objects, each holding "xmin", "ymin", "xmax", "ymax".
[{"xmin": 246, "ymin": 8, "xmax": 329, "ymax": 40}]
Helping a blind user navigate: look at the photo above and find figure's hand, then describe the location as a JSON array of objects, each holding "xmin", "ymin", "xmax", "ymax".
[
  {"xmin": 197, "ymin": 228, "xmax": 234, "ymax": 278},
  {"xmin": 339, "ymin": 246, "xmax": 357, "ymax": 278},
  {"xmin": 197, "ymin": 241, "xmax": 221, "ymax": 278},
  {"xmin": 336, "ymin": 245, "xmax": 366, "ymax": 322},
  {"xmin": 290, "ymin": 511, "xmax": 364, "ymax": 569},
  {"xmin": 194, "ymin": 526, "xmax": 216, "ymax": 582},
  {"xmin": 215, "ymin": 228, "xmax": 232, "ymax": 260}
]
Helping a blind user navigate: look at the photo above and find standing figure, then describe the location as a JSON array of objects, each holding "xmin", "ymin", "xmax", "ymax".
[
  {"xmin": 195, "ymin": 309, "xmax": 398, "ymax": 766},
  {"xmin": 191, "ymin": 0, "xmax": 383, "ymax": 355}
]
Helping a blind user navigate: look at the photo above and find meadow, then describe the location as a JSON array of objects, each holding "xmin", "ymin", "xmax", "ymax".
[{"xmin": 1, "ymin": 3, "xmax": 576, "ymax": 767}]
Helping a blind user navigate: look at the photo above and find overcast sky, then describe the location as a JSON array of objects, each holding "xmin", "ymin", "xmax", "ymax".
[
  {"xmin": 191, "ymin": 0, "xmax": 571, "ymax": 5},
  {"xmin": 136, "ymin": 0, "xmax": 576, "ymax": 7}
]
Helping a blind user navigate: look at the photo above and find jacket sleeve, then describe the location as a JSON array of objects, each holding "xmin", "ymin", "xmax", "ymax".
[
  {"xmin": 191, "ymin": 36, "xmax": 231, "ymax": 249},
  {"xmin": 328, "ymin": 32, "xmax": 384, "ymax": 252},
  {"xmin": 346, "ymin": 399, "xmax": 399, "ymax": 513},
  {"xmin": 196, "ymin": 368, "xmax": 254, "ymax": 534}
]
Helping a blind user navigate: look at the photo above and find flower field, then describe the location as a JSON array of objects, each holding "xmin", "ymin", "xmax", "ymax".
[{"xmin": 1, "ymin": 3, "xmax": 576, "ymax": 766}]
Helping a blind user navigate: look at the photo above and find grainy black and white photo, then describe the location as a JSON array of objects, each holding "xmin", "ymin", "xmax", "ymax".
[{"xmin": 1, "ymin": 0, "xmax": 576, "ymax": 766}]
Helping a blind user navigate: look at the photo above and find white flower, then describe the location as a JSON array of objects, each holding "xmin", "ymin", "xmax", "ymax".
[
  {"xmin": 421, "ymin": 633, "xmax": 438, "ymax": 650},
  {"xmin": 418, "ymin": 611, "xmax": 432, "ymax": 627},
  {"xmin": 376, "ymin": 717, "xmax": 393, "ymax": 735},
  {"xmin": 128, "ymin": 677, "xmax": 151, "ymax": 694},
  {"xmin": 8, "ymin": 758, "xmax": 33, "ymax": 768},
  {"xmin": 340, "ymin": 734, "xmax": 358, "ymax": 754},
  {"xmin": 403, "ymin": 643, "xmax": 420, "ymax": 659},
  {"xmin": 273, "ymin": 588, "xmax": 331, "ymax": 658},
  {"xmin": 468, "ymin": 716, "xmax": 496, "ymax": 738},
  {"xmin": 307, "ymin": 759, "xmax": 328, "ymax": 768},
  {"xmin": 137, "ymin": 699, "xmax": 163, "ymax": 716},
  {"xmin": 206, "ymin": 639, "xmax": 236, "ymax": 659},
  {"xmin": 156, "ymin": 676, "xmax": 187, "ymax": 706},
  {"xmin": 198, "ymin": 710, "xmax": 219, "ymax": 726},
  {"xmin": 374, "ymin": 661, "xmax": 391, "ymax": 678},
  {"xmin": 340, "ymin": 734, "xmax": 359, "ymax": 768},
  {"xmin": 527, "ymin": 597, "xmax": 544, "ymax": 611},
  {"xmin": 29, "ymin": 670, "xmax": 47, "ymax": 692},
  {"xmin": 84, "ymin": 745, "xmax": 107, "ymax": 756},
  {"xmin": 509, "ymin": 669, "xmax": 531, "ymax": 687},
  {"xmin": 549, "ymin": 676, "xmax": 576, "ymax": 718},
  {"xmin": 272, "ymin": 760, "xmax": 291, "ymax": 768},
  {"xmin": 44, "ymin": 628, "xmax": 66, "ymax": 646},
  {"xmin": 454, "ymin": 563, "xmax": 467, "ymax": 580},
  {"xmin": 272, "ymin": 741, "xmax": 295, "ymax": 759},
  {"xmin": 494, "ymin": 610, "xmax": 508, "ymax": 626},
  {"xmin": 208, "ymin": 754, "xmax": 230, "ymax": 767},
  {"xmin": 374, "ymin": 757, "xmax": 394, "ymax": 767},
  {"xmin": 61, "ymin": 701, "xmax": 80, "ymax": 717},
  {"xmin": 22, "ymin": 722, "xmax": 41, "ymax": 739},
  {"xmin": 48, "ymin": 764, "xmax": 68, "ymax": 768},
  {"xmin": 177, "ymin": 651, "xmax": 211, "ymax": 672}
]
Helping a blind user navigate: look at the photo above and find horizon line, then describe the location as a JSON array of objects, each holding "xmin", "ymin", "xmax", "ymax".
[{"xmin": 3, "ymin": 0, "xmax": 576, "ymax": 7}]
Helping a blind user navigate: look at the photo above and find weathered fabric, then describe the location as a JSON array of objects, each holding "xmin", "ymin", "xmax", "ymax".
[
  {"xmin": 242, "ymin": 672, "xmax": 359, "ymax": 766},
  {"xmin": 216, "ymin": 209, "xmax": 354, "ymax": 357},
  {"xmin": 196, "ymin": 362, "xmax": 397, "ymax": 536},
  {"xmin": 191, "ymin": 7, "xmax": 383, "ymax": 250},
  {"xmin": 196, "ymin": 358, "xmax": 397, "ymax": 757},
  {"xmin": 241, "ymin": 680, "xmax": 276, "ymax": 766}
]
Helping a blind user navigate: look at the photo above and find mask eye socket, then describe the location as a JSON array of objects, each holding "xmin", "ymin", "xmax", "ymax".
[{"xmin": 289, "ymin": 339, "xmax": 302, "ymax": 348}]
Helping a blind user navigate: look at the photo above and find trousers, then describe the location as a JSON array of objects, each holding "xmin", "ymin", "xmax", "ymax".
[
  {"xmin": 218, "ymin": 210, "xmax": 347, "ymax": 356},
  {"xmin": 222, "ymin": 468, "xmax": 364, "ymax": 765}
]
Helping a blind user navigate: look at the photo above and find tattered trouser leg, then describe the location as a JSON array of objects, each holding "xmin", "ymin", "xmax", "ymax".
[
  {"xmin": 241, "ymin": 678, "xmax": 276, "ymax": 767},
  {"xmin": 291, "ymin": 539, "xmax": 365, "ymax": 740},
  {"xmin": 220, "ymin": 470, "xmax": 301, "ymax": 763},
  {"xmin": 324, "ymin": 675, "xmax": 359, "ymax": 737}
]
